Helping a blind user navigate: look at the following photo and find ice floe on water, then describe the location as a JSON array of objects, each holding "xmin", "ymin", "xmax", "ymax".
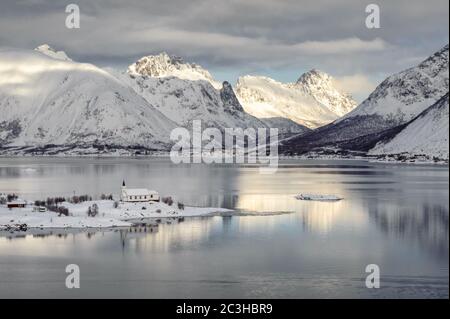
[
  {"xmin": 206, "ymin": 210, "xmax": 294, "ymax": 217},
  {"xmin": 295, "ymin": 194, "xmax": 343, "ymax": 201}
]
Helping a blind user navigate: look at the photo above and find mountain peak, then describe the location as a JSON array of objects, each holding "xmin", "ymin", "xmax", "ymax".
[
  {"xmin": 220, "ymin": 81, "xmax": 244, "ymax": 113},
  {"xmin": 34, "ymin": 44, "xmax": 72, "ymax": 61},
  {"xmin": 127, "ymin": 53, "xmax": 221, "ymax": 88},
  {"xmin": 296, "ymin": 69, "xmax": 333, "ymax": 86},
  {"xmin": 294, "ymin": 69, "xmax": 357, "ymax": 116},
  {"xmin": 128, "ymin": 52, "xmax": 184, "ymax": 75},
  {"xmin": 416, "ymin": 43, "xmax": 449, "ymax": 74}
]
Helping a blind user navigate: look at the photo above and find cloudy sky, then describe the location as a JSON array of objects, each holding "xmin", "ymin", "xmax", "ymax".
[{"xmin": 0, "ymin": 0, "xmax": 448, "ymax": 101}]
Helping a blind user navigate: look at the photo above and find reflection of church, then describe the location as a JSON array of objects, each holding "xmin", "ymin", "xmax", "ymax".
[{"xmin": 119, "ymin": 224, "xmax": 159, "ymax": 249}]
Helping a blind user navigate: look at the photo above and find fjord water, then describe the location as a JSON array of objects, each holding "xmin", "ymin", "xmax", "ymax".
[{"xmin": 0, "ymin": 157, "xmax": 448, "ymax": 298}]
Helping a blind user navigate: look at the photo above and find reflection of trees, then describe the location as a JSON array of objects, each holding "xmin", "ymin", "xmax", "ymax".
[
  {"xmin": 0, "ymin": 167, "xmax": 21, "ymax": 177},
  {"xmin": 367, "ymin": 201, "xmax": 449, "ymax": 260}
]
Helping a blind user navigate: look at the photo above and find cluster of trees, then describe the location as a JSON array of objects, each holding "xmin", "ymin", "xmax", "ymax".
[
  {"xmin": 161, "ymin": 196, "xmax": 184, "ymax": 210},
  {"xmin": 46, "ymin": 204, "xmax": 70, "ymax": 216},
  {"xmin": 34, "ymin": 197, "xmax": 68, "ymax": 215},
  {"xmin": 87, "ymin": 203, "xmax": 99, "ymax": 217},
  {"xmin": 34, "ymin": 200, "xmax": 46, "ymax": 207},
  {"xmin": 162, "ymin": 196, "xmax": 174, "ymax": 206},
  {"xmin": 161, "ymin": 196, "xmax": 185, "ymax": 210},
  {"xmin": 0, "ymin": 193, "xmax": 19, "ymax": 204},
  {"xmin": 34, "ymin": 194, "xmax": 113, "ymax": 206},
  {"xmin": 34, "ymin": 197, "xmax": 67, "ymax": 207},
  {"xmin": 57, "ymin": 206, "xmax": 69, "ymax": 216},
  {"xmin": 7, "ymin": 194, "xmax": 18, "ymax": 202},
  {"xmin": 2, "ymin": 193, "xmax": 115, "ymax": 207},
  {"xmin": 69, "ymin": 195, "xmax": 93, "ymax": 204}
]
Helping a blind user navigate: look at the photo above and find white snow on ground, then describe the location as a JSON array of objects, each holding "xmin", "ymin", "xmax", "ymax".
[
  {"xmin": 0, "ymin": 200, "xmax": 232, "ymax": 229},
  {"xmin": 369, "ymin": 94, "xmax": 449, "ymax": 160}
]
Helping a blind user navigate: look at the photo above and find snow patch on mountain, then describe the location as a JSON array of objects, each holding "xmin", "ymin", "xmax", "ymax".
[
  {"xmin": 369, "ymin": 94, "xmax": 449, "ymax": 160},
  {"xmin": 235, "ymin": 70, "xmax": 356, "ymax": 129},
  {"xmin": 34, "ymin": 44, "xmax": 72, "ymax": 61}
]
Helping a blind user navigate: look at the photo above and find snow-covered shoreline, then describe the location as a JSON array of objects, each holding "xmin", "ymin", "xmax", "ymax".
[
  {"xmin": 1, "ymin": 151, "xmax": 448, "ymax": 166},
  {"xmin": 0, "ymin": 200, "xmax": 232, "ymax": 229}
]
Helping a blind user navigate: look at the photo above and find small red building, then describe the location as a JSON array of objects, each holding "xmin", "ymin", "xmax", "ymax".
[{"xmin": 7, "ymin": 201, "xmax": 26, "ymax": 209}]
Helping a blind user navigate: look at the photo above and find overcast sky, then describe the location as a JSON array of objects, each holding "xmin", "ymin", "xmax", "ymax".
[{"xmin": 0, "ymin": 0, "xmax": 448, "ymax": 101}]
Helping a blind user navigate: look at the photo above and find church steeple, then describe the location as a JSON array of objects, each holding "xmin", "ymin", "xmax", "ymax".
[{"xmin": 120, "ymin": 180, "xmax": 126, "ymax": 202}]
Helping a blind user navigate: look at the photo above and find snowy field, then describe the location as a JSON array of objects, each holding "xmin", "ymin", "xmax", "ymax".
[{"xmin": 0, "ymin": 200, "xmax": 232, "ymax": 229}]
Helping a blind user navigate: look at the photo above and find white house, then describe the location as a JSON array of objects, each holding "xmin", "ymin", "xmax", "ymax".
[{"xmin": 120, "ymin": 181, "xmax": 160, "ymax": 202}]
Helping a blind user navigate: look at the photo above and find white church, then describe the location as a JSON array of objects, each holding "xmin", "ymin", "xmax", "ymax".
[{"xmin": 120, "ymin": 180, "xmax": 160, "ymax": 203}]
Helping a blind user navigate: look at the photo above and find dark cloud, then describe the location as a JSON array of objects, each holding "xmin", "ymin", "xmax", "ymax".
[{"xmin": 0, "ymin": 0, "xmax": 448, "ymax": 101}]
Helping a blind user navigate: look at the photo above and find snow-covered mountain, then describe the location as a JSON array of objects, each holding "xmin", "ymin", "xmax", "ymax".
[
  {"xmin": 127, "ymin": 53, "xmax": 222, "ymax": 89},
  {"xmin": 295, "ymin": 69, "xmax": 356, "ymax": 116},
  {"xmin": 281, "ymin": 44, "xmax": 449, "ymax": 154},
  {"xmin": 340, "ymin": 44, "xmax": 449, "ymax": 126},
  {"xmin": 235, "ymin": 70, "xmax": 357, "ymax": 129},
  {"xmin": 0, "ymin": 46, "xmax": 305, "ymax": 155},
  {"xmin": 369, "ymin": 93, "xmax": 449, "ymax": 160},
  {"xmin": 0, "ymin": 46, "xmax": 176, "ymax": 151},
  {"xmin": 3, "ymin": 43, "xmax": 446, "ymax": 159},
  {"xmin": 113, "ymin": 54, "xmax": 268, "ymax": 132}
]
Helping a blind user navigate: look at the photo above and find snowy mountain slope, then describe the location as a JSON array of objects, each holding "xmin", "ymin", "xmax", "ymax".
[
  {"xmin": 260, "ymin": 117, "xmax": 311, "ymax": 136},
  {"xmin": 127, "ymin": 53, "xmax": 222, "ymax": 89},
  {"xmin": 112, "ymin": 56, "xmax": 268, "ymax": 132},
  {"xmin": 280, "ymin": 44, "xmax": 449, "ymax": 154},
  {"xmin": 235, "ymin": 70, "xmax": 357, "ymax": 129},
  {"xmin": 0, "ymin": 47, "xmax": 177, "ymax": 149},
  {"xmin": 369, "ymin": 93, "xmax": 449, "ymax": 160},
  {"xmin": 340, "ymin": 44, "xmax": 449, "ymax": 124}
]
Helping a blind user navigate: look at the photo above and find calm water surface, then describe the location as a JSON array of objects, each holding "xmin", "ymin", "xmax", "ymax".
[{"xmin": 0, "ymin": 157, "xmax": 448, "ymax": 298}]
